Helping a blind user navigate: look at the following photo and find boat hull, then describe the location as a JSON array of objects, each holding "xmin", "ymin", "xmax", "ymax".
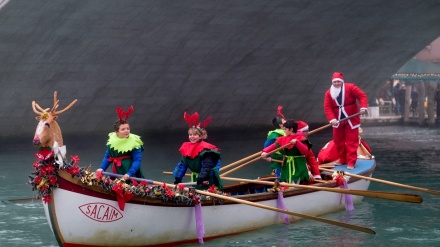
[{"xmin": 44, "ymin": 159, "xmax": 375, "ymax": 247}]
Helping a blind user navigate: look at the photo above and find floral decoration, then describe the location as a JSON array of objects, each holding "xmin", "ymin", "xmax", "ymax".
[{"xmin": 29, "ymin": 151, "xmax": 225, "ymax": 206}]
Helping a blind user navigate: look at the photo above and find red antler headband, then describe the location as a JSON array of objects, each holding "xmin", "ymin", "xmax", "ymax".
[
  {"xmin": 199, "ymin": 116, "xmax": 212, "ymax": 129},
  {"xmin": 116, "ymin": 106, "xmax": 134, "ymax": 121},
  {"xmin": 184, "ymin": 112, "xmax": 199, "ymax": 127},
  {"xmin": 184, "ymin": 112, "xmax": 212, "ymax": 130},
  {"xmin": 277, "ymin": 106, "xmax": 286, "ymax": 119}
]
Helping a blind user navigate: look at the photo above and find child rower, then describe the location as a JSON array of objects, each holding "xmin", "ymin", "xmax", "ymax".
[
  {"xmin": 263, "ymin": 106, "xmax": 286, "ymax": 180},
  {"xmin": 261, "ymin": 120, "xmax": 309, "ymax": 184},
  {"xmin": 173, "ymin": 112, "xmax": 223, "ymax": 190}
]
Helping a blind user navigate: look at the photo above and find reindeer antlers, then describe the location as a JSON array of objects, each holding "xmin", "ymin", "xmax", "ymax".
[
  {"xmin": 116, "ymin": 105, "xmax": 134, "ymax": 121},
  {"xmin": 199, "ymin": 116, "xmax": 212, "ymax": 129},
  {"xmin": 184, "ymin": 112, "xmax": 199, "ymax": 127},
  {"xmin": 277, "ymin": 105, "xmax": 286, "ymax": 119},
  {"xmin": 184, "ymin": 111, "xmax": 212, "ymax": 129},
  {"xmin": 32, "ymin": 91, "xmax": 77, "ymax": 117}
]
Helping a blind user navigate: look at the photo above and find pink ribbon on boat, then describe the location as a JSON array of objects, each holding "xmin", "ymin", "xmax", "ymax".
[
  {"xmin": 341, "ymin": 181, "xmax": 354, "ymax": 211},
  {"xmin": 195, "ymin": 203, "xmax": 205, "ymax": 244},
  {"xmin": 333, "ymin": 172, "xmax": 354, "ymax": 211},
  {"xmin": 277, "ymin": 191, "xmax": 290, "ymax": 224}
]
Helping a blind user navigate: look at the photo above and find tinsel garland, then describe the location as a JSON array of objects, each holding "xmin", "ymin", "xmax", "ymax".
[
  {"xmin": 28, "ymin": 150, "xmax": 225, "ymax": 205},
  {"xmin": 392, "ymin": 73, "xmax": 440, "ymax": 80}
]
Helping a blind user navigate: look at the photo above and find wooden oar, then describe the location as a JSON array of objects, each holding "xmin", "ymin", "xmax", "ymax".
[
  {"xmin": 163, "ymin": 171, "xmax": 276, "ymax": 184},
  {"xmin": 307, "ymin": 112, "xmax": 362, "ymax": 135},
  {"xmin": 195, "ymin": 189, "xmax": 375, "ymax": 234},
  {"xmin": 219, "ymin": 143, "xmax": 290, "ymax": 173},
  {"xmin": 102, "ymin": 172, "xmax": 197, "ymax": 186},
  {"xmin": 219, "ymin": 113, "xmax": 362, "ymax": 175},
  {"xmin": 359, "ymin": 141, "xmax": 374, "ymax": 159},
  {"xmin": 102, "ymin": 171, "xmax": 375, "ymax": 234},
  {"xmin": 220, "ymin": 156, "xmax": 263, "ymax": 177},
  {"xmin": 163, "ymin": 171, "xmax": 421, "ymax": 203},
  {"xmin": 220, "ymin": 177, "xmax": 422, "ymax": 203},
  {"xmin": 320, "ymin": 168, "xmax": 440, "ymax": 196},
  {"xmin": 219, "ymin": 152, "xmax": 262, "ymax": 171},
  {"xmin": 220, "ymin": 143, "xmax": 291, "ymax": 176}
]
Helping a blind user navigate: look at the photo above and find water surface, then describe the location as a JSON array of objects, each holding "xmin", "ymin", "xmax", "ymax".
[{"xmin": 1, "ymin": 126, "xmax": 439, "ymax": 247}]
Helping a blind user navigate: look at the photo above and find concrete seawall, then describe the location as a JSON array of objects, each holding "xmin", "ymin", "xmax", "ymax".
[{"xmin": 1, "ymin": 0, "xmax": 439, "ymax": 138}]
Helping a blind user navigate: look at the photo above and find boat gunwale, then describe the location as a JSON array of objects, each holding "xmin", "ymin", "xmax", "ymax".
[{"xmin": 56, "ymin": 160, "xmax": 376, "ymax": 207}]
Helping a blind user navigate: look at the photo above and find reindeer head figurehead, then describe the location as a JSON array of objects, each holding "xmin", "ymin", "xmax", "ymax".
[{"xmin": 32, "ymin": 91, "xmax": 77, "ymax": 148}]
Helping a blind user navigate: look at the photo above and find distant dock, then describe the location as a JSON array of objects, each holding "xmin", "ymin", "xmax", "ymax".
[
  {"xmin": 362, "ymin": 115, "xmax": 403, "ymax": 126},
  {"xmin": 361, "ymin": 108, "xmax": 438, "ymax": 127}
]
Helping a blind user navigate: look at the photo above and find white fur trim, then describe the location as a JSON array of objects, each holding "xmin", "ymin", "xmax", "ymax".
[
  {"xmin": 299, "ymin": 126, "xmax": 309, "ymax": 132},
  {"xmin": 313, "ymin": 175, "xmax": 322, "ymax": 179},
  {"xmin": 332, "ymin": 78, "xmax": 344, "ymax": 83}
]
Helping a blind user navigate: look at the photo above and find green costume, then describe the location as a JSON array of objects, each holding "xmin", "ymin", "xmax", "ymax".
[
  {"xmin": 263, "ymin": 134, "xmax": 310, "ymax": 184},
  {"xmin": 265, "ymin": 129, "xmax": 285, "ymax": 171},
  {"xmin": 100, "ymin": 132, "xmax": 144, "ymax": 178},
  {"xmin": 173, "ymin": 141, "xmax": 223, "ymax": 190}
]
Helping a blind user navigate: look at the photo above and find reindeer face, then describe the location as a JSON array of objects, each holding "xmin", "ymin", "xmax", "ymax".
[
  {"xmin": 33, "ymin": 115, "xmax": 57, "ymax": 147},
  {"xmin": 31, "ymin": 91, "xmax": 77, "ymax": 149}
]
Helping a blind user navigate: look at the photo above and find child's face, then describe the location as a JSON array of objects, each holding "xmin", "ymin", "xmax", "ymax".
[
  {"xmin": 116, "ymin": 123, "xmax": 130, "ymax": 138},
  {"xmin": 278, "ymin": 119, "xmax": 286, "ymax": 128},
  {"xmin": 283, "ymin": 127, "xmax": 294, "ymax": 136},
  {"xmin": 188, "ymin": 130, "xmax": 202, "ymax": 143}
]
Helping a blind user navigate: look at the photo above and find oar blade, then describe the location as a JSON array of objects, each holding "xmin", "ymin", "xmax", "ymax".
[
  {"xmin": 195, "ymin": 189, "xmax": 375, "ymax": 235},
  {"xmin": 320, "ymin": 167, "xmax": 440, "ymax": 197},
  {"xmin": 355, "ymin": 190, "xmax": 423, "ymax": 203},
  {"xmin": 291, "ymin": 211, "xmax": 376, "ymax": 235}
]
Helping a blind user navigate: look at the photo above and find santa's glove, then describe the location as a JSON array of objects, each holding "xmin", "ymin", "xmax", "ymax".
[{"xmin": 174, "ymin": 177, "xmax": 182, "ymax": 185}]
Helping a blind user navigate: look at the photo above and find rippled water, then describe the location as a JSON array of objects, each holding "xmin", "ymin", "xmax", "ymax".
[{"xmin": 1, "ymin": 126, "xmax": 439, "ymax": 247}]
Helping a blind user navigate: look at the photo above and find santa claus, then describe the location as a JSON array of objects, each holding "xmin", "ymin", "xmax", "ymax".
[{"xmin": 323, "ymin": 72, "xmax": 368, "ymax": 169}]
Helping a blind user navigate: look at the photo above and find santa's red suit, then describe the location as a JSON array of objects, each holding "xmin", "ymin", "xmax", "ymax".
[
  {"xmin": 317, "ymin": 139, "xmax": 371, "ymax": 165},
  {"xmin": 323, "ymin": 72, "xmax": 368, "ymax": 168}
]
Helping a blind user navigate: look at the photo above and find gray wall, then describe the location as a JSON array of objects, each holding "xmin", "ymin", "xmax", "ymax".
[{"xmin": 1, "ymin": 0, "xmax": 440, "ymax": 138}]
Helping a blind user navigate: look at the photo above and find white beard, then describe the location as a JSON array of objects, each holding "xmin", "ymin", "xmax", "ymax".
[{"xmin": 330, "ymin": 85, "xmax": 342, "ymax": 99}]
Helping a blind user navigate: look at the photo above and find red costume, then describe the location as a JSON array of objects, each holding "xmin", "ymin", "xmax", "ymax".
[
  {"xmin": 297, "ymin": 120, "xmax": 321, "ymax": 180},
  {"xmin": 323, "ymin": 72, "xmax": 368, "ymax": 168},
  {"xmin": 317, "ymin": 139, "xmax": 371, "ymax": 165}
]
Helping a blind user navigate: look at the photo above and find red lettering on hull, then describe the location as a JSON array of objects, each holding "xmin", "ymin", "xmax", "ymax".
[{"xmin": 79, "ymin": 203, "xmax": 123, "ymax": 222}]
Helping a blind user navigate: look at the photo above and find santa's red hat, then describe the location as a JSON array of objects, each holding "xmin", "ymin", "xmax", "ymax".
[
  {"xmin": 297, "ymin": 120, "xmax": 309, "ymax": 132},
  {"xmin": 332, "ymin": 72, "xmax": 344, "ymax": 83}
]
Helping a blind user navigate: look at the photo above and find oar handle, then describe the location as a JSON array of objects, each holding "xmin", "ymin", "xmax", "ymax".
[
  {"xmin": 308, "ymin": 112, "xmax": 362, "ymax": 136},
  {"xmin": 101, "ymin": 172, "xmax": 197, "ymax": 186},
  {"xmin": 219, "ymin": 113, "xmax": 362, "ymax": 173},
  {"xmin": 221, "ymin": 143, "xmax": 291, "ymax": 176},
  {"xmin": 308, "ymin": 123, "xmax": 332, "ymax": 135},
  {"xmin": 219, "ymin": 152, "xmax": 261, "ymax": 171},
  {"xmin": 220, "ymin": 176, "xmax": 422, "ymax": 203},
  {"xmin": 220, "ymin": 156, "xmax": 261, "ymax": 177},
  {"xmin": 358, "ymin": 139, "xmax": 373, "ymax": 159}
]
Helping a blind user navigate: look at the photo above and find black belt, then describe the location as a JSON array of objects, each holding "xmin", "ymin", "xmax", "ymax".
[{"xmin": 333, "ymin": 101, "xmax": 356, "ymax": 109}]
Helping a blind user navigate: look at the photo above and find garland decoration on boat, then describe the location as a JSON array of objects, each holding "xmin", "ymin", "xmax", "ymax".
[
  {"xmin": 29, "ymin": 147, "xmax": 81, "ymax": 203},
  {"xmin": 29, "ymin": 150, "xmax": 226, "ymax": 205}
]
